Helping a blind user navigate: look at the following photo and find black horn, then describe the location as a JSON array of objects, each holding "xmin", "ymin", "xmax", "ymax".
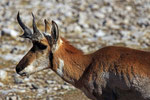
[
  {"xmin": 31, "ymin": 13, "xmax": 44, "ymax": 41},
  {"xmin": 44, "ymin": 19, "xmax": 47, "ymax": 33},
  {"xmin": 17, "ymin": 12, "xmax": 32, "ymax": 39}
]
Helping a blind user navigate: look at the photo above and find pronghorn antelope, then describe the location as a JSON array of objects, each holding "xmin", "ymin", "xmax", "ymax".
[{"xmin": 16, "ymin": 12, "xmax": 150, "ymax": 100}]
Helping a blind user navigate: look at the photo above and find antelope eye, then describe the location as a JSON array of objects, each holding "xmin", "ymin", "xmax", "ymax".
[
  {"xmin": 33, "ymin": 42, "xmax": 47, "ymax": 50},
  {"xmin": 37, "ymin": 43, "xmax": 47, "ymax": 50}
]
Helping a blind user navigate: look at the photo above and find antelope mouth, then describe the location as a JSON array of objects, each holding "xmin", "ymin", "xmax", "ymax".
[
  {"xmin": 16, "ymin": 67, "xmax": 50, "ymax": 77},
  {"xmin": 19, "ymin": 72, "xmax": 27, "ymax": 76},
  {"xmin": 17, "ymin": 71, "xmax": 30, "ymax": 77}
]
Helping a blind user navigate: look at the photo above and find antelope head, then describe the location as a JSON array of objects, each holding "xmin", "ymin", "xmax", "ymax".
[{"xmin": 16, "ymin": 12, "xmax": 60, "ymax": 76}]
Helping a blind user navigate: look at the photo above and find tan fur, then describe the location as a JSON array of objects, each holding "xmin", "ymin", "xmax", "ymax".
[
  {"xmin": 52, "ymin": 38, "xmax": 91, "ymax": 84},
  {"xmin": 49, "ymin": 39, "xmax": 150, "ymax": 100}
]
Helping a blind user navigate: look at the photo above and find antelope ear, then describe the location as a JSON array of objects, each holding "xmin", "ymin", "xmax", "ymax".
[
  {"xmin": 44, "ymin": 20, "xmax": 59, "ymax": 47},
  {"xmin": 51, "ymin": 20, "xmax": 59, "ymax": 44}
]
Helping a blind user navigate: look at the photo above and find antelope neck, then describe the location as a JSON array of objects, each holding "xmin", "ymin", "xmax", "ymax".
[{"xmin": 52, "ymin": 38, "xmax": 92, "ymax": 85}]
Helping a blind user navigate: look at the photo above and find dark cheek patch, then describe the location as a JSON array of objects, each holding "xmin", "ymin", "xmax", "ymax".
[
  {"xmin": 16, "ymin": 52, "xmax": 35, "ymax": 74},
  {"xmin": 16, "ymin": 56, "xmax": 30, "ymax": 73}
]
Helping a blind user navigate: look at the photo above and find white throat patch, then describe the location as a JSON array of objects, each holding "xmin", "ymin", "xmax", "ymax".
[{"xmin": 57, "ymin": 58, "xmax": 64, "ymax": 77}]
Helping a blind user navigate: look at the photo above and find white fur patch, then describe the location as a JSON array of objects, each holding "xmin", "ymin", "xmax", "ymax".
[
  {"xmin": 57, "ymin": 58, "xmax": 64, "ymax": 77},
  {"xmin": 101, "ymin": 72, "xmax": 109, "ymax": 79},
  {"xmin": 54, "ymin": 39, "xmax": 63, "ymax": 51},
  {"xmin": 44, "ymin": 32, "xmax": 51, "ymax": 37},
  {"xmin": 24, "ymin": 63, "xmax": 35, "ymax": 72},
  {"xmin": 132, "ymin": 75, "xmax": 150, "ymax": 98},
  {"xmin": 23, "ymin": 55, "xmax": 49, "ymax": 74},
  {"xmin": 36, "ymin": 56, "xmax": 49, "ymax": 70},
  {"xmin": 59, "ymin": 39, "xmax": 63, "ymax": 45}
]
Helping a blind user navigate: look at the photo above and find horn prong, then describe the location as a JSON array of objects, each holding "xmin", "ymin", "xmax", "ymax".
[
  {"xmin": 32, "ymin": 12, "xmax": 40, "ymax": 33},
  {"xmin": 31, "ymin": 13, "xmax": 44, "ymax": 40},
  {"xmin": 32, "ymin": 13, "xmax": 36, "ymax": 32}
]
